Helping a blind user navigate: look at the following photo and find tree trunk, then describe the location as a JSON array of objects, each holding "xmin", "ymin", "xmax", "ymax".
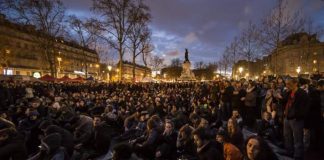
[
  {"xmin": 118, "ymin": 45, "xmax": 123, "ymax": 82},
  {"xmin": 132, "ymin": 55, "xmax": 136, "ymax": 83}
]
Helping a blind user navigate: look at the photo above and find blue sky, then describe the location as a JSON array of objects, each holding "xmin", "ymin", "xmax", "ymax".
[{"xmin": 63, "ymin": 0, "xmax": 324, "ymax": 65}]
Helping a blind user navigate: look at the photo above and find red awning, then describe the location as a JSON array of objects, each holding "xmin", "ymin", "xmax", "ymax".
[
  {"xmin": 58, "ymin": 76, "xmax": 72, "ymax": 82},
  {"xmin": 39, "ymin": 74, "xmax": 56, "ymax": 82},
  {"xmin": 72, "ymin": 77, "xmax": 85, "ymax": 82}
]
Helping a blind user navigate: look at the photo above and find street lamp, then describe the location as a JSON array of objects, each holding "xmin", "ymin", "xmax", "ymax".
[
  {"xmin": 296, "ymin": 66, "xmax": 301, "ymax": 75},
  {"xmin": 57, "ymin": 57, "xmax": 62, "ymax": 78},
  {"xmin": 238, "ymin": 67, "xmax": 243, "ymax": 73},
  {"xmin": 95, "ymin": 64, "xmax": 100, "ymax": 80},
  {"xmin": 107, "ymin": 65, "xmax": 112, "ymax": 82},
  {"xmin": 238, "ymin": 67, "xmax": 243, "ymax": 78}
]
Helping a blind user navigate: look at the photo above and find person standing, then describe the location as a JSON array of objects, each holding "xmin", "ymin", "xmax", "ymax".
[
  {"xmin": 243, "ymin": 81, "xmax": 257, "ymax": 128},
  {"xmin": 283, "ymin": 78, "xmax": 309, "ymax": 160},
  {"xmin": 221, "ymin": 81, "xmax": 234, "ymax": 121}
]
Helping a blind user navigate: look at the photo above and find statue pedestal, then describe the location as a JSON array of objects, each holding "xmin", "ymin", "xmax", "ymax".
[{"xmin": 178, "ymin": 61, "xmax": 196, "ymax": 81}]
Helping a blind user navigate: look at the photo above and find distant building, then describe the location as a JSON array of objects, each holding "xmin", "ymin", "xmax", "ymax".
[
  {"xmin": 233, "ymin": 32, "xmax": 324, "ymax": 78},
  {"xmin": 115, "ymin": 61, "xmax": 151, "ymax": 82},
  {"xmin": 0, "ymin": 14, "xmax": 99, "ymax": 78}
]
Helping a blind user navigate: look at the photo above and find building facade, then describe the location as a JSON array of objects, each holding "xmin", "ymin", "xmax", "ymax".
[
  {"xmin": 115, "ymin": 61, "xmax": 151, "ymax": 82},
  {"xmin": 0, "ymin": 15, "xmax": 99, "ymax": 79},
  {"xmin": 233, "ymin": 33, "xmax": 324, "ymax": 78}
]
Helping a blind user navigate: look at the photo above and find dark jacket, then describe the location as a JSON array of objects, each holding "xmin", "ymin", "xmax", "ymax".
[
  {"xmin": 156, "ymin": 131, "xmax": 178, "ymax": 160},
  {"xmin": 197, "ymin": 140, "xmax": 224, "ymax": 160},
  {"xmin": 284, "ymin": 88, "xmax": 309, "ymax": 120},
  {"xmin": 28, "ymin": 133, "xmax": 69, "ymax": 160},
  {"xmin": 0, "ymin": 134, "xmax": 27, "ymax": 160},
  {"xmin": 221, "ymin": 86, "xmax": 234, "ymax": 103},
  {"xmin": 244, "ymin": 88, "xmax": 257, "ymax": 107},
  {"xmin": 45, "ymin": 125, "xmax": 74, "ymax": 156}
]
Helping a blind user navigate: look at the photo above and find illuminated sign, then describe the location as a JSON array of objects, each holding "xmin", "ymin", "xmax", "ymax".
[{"xmin": 74, "ymin": 71, "xmax": 85, "ymax": 75}]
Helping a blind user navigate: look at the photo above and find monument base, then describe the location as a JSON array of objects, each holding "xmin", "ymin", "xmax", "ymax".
[{"xmin": 178, "ymin": 61, "xmax": 196, "ymax": 81}]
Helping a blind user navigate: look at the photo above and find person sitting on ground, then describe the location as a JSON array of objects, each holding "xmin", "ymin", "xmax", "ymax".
[
  {"xmin": 176, "ymin": 124, "xmax": 197, "ymax": 159},
  {"xmin": 0, "ymin": 126, "xmax": 27, "ymax": 160},
  {"xmin": 192, "ymin": 127, "xmax": 224, "ymax": 160},
  {"xmin": 155, "ymin": 120, "xmax": 177, "ymax": 160},
  {"xmin": 112, "ymin": 143, "xmax": 139, "ymax": 160},
  {"xmin": 257, "ymin": 112, "xmax": 277, "ymax": 143},
  {"xmin": 231, "ymin": 109, "xmax": 243, "ymax": 129},
  {"xmin": 28, "ymin": 133, "xmax": 69, "ymax": 160},
  {"xmin": 216, "ymin": 129, "xmax": 243, "ymax": 160},
  {"xmin": 227, "ymin": 118, "xmax": 244, "ymax": 151},
  {"xmin": 244, "ymin": 135, "xmax": 278, "ymax": 160}
]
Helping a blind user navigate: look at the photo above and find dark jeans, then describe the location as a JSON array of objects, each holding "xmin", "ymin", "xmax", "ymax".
[
  {"xmin": 284, "ymin": 118, "xmax": 304, "ymax": 159},
  {"xmin": 222, "ymin": 102, "xmax": 232, "ymax": 121},
  {"xmin": 245, "ymin": 106, "xmax": 256, "ymax": 128}
]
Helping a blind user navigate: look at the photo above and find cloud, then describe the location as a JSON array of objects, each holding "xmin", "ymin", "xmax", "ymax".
[{"xmin": 63, "ymin": 0, "xmax": 324, "ymax": 63}]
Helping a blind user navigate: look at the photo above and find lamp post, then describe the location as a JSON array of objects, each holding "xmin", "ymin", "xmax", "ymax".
[
  {"xmin": 107, "ymin": 65, "xmax": 112, "ymax": 82},
  {"xmin": 3, "ymin": 49, "xmax": 10, "ymax": 75},
  {"xmin": 95, "ymin": 64, "xmax": 100, "ymax": 80},
  {"xmin": 57, "ymin": 57, "xmax": 62, "ymax": 78}
]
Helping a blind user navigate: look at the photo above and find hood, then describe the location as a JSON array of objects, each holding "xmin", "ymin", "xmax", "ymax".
[
  {"xmin": 41, "ymin": 133, "xmax": 62, "ymax": 153},
  {"xmin": 45, "ymin": 125, "xmax": 63, "ymax": 135}
]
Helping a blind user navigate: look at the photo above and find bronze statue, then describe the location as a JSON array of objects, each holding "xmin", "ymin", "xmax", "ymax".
[{"xmin": 185, "ymin": 48, "xmax": 189, "ymax": 62}]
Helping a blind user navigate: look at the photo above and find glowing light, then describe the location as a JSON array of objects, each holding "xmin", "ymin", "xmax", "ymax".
[
  {"xmin": 296, "ymin": 66, "xmax": 301, "ymax": 74},
  {"xmin": 238, "ymin": 67, "xmax": 243, "ymax": 73}
]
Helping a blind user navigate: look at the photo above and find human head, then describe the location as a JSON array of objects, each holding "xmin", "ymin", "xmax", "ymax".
[
  {"xmin": 179, "ymin": 124, "xmax": 194, "ymax": 140},
  {"xmin": 318, "ymin": 79, "xmax": 324, "ymax": 91},
  {"xmin": 216, "ymin": 129, "xmax": 229, "ymax": 144},
  {"xmin": 227, "ymin": 117, "xmax": 238, "ymax": 135},
  {"xmin": 31, "ymin": 98, "xmax": 41, "ymax": 109},
  {"xmin": 245, "ymin": 135, "xmax": 276, "ymax": 160},
  {"xmin": 262, "ymin": 112, "xmax": 271, "ymax": 121},
  {"xmin": 0, "ymin": 128, "xmax": 16, "ymax": 144},
  {"xmin": 198, "ymin": 118, "xmax": 209, "ymax": 129},
  {"xmin": 232, "ymin": 109, "xmax": 240, "ymax": 118},
  {"xmin": 93, "ymin": 116, "xmax": 102, "ymax": 127},
  {"xmin": 286, "ymin": 78, "xmax": 298, "ymax": 91},
  {"xmin": 164, "ymin": 120, "xmax": 174, "ymax": 135},
  {"xmin": 192, "ymin": 127, "xmax": 209, "ymax": 148}
]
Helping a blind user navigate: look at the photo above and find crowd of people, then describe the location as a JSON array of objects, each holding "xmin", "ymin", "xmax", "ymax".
[{"xmin": 0, "ymin": 76, "xmax": 323, "ymax": 160}]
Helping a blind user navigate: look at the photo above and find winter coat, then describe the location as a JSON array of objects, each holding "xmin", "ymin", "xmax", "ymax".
[
  {"xmin": 45, "ymin": 125, "xmax": 74, "ymax": 156},
  {"xmin": 28, "ymin": 133, "xmax": 69, "ymax": 160},
  {"xmin": 283, "ymin": 88, "xmax": 309, "ymax": 120},
  {"xmin": 244, "ymin": 88, "xmax": 256, "ymax": 107},
  {"xmin": 197, "ymin": 140, "xmax": 224, "ymax": 160},
  {"xmin": 223, "ymin": 143, "xmax": 243, "ymax": 160},
  {"xmin": 0, "ymin": 134, "xmax": 27, "ymax": 160},
  {"xmin": 72, "ymin": 115, "xmax": 93, "ymax": 144}
]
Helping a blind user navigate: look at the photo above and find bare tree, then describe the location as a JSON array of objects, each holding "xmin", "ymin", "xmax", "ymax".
[
  {"xmin": 171, "ymin": 58, "xmax": 181, "ymax": 67},
  {"xmin": 222, "ymin": 52, "xmax": 231, "ymax": 75},
  {"xmin": 151, "ymin": 55, "xmax": 164, "ymax": 71},
  {"xmin": 92, "ymin": 0, "xmax": 135, "ymax": 81},
  {"xmin": 195, "ymin": 61, "xmax": 205, "ymax": 69},
  {"xmin": 224, "ymin": 37, "xmax": 239, "ymax": 77},
  {"xmin": 258, "ymin": 0, "xmax": 305, "ymax": 74},
  {"xmin": 238, "ymin": 22, "xmax": 262, "ymax": 61},
  {"xmin": 126, "ymin": 0, "xmax": 151, "ymax": 82},
  {"xmin": 141, "ymin": 39, "xmax": 153, "ymax": 67},
  {"xmin": 1, "ymin": 0, "xmax": 66, "ymax": 77},
  {"xmin": 68, "ymin": 16, "xmax": 102, "ymax": 78}
]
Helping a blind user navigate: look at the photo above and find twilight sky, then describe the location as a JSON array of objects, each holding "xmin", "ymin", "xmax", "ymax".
[{"xmin": 63, "ymin": 0, "xmax": 324, "ymax": 65}]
